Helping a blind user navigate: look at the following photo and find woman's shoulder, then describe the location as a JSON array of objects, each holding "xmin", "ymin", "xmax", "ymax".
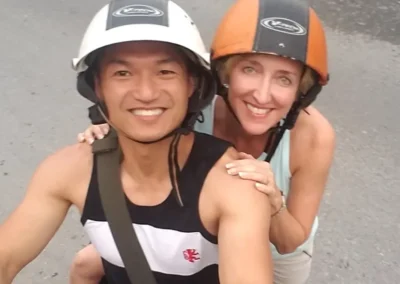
[
  {"xmin": 290, "ymin": 106, "xmax": 336, "ymax": 172},
  {"xmin": 294, "ymin": 106, "xmax": 335, "ymax": 144}
]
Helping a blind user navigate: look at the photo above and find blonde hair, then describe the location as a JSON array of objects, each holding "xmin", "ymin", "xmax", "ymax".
[{"xmin": 216, "ymin": 54, "xmax": 317, "ymax": 97}]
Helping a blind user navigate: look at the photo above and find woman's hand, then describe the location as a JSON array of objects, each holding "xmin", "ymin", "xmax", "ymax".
[
  {"xmin": 77, "ymin": 124, "xmax": 110, "ymax": 145},
  {"xmin": 225, "ymin": 152, "xmax": 283, "ymax": 214}
]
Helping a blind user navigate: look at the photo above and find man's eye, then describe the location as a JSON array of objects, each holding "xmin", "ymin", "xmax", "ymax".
[
  {"xmin": 159, "ymin": 70, "xmax": 176, "ymax": 75},
  {"xmin": 114, "ymin": 71, "xmax": 130, "ymax": 76}
]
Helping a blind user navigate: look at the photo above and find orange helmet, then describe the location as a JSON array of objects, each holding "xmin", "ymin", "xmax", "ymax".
[
  {"xmin": 210, "ymin": 0, "xmax": 330, "ymax": 161},
  {"xmin": 210, "ymin": 0, "xmax": 329, "ymax": 106}
]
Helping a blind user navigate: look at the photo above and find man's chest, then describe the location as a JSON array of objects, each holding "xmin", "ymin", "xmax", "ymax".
[{"xmin": 84, "ymin": 220, "xmax": 219, "ymax": 276}]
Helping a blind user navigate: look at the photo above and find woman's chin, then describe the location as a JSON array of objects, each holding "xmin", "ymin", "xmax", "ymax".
[
  {"xmin": 241, "ymin": 122, "xmax": 272, "ymax": 136},
  {"xmin": 236, "ymin": 107, "xmax": 281, "ymax": 136}
]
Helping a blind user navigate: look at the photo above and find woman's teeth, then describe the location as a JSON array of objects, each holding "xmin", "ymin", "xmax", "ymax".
[{"xmin": 246, "ymin": 103, "xmax": 269, "ymax": 115}]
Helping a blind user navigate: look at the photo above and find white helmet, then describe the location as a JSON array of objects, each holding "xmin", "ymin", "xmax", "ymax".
[
  {"xmin": 72, "ymin": 0, "xmax": 210, "ymax": 73},
  {"xmin": 73, "ymin": 0, "xmax": 215, "ymax": 130}
]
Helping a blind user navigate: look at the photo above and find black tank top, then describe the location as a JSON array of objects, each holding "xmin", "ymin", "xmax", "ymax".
[{"xmin": 80, "ymin": 132, "xmax": 232, "ymax": 284}]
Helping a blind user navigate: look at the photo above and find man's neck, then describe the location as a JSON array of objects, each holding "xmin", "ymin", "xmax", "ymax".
[{"xmin": 118, "ymin": 133, "xmax": 195, "ymax": 183}]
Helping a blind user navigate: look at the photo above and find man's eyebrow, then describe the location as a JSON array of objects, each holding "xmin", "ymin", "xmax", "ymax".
[
  {"xmin": 105, "ymin": 58, "xmax": 131, "ymax": 67},
  {"xmin": 104, "ymin": 57, "xmax": 181, "ymax": 66},
  {"xmin": 156, "ymin": 57, "xmax": 180, "ymax": 64}
]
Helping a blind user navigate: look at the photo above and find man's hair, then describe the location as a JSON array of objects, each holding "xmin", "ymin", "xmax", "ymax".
[{"xmin": 86, "ymin": 43, "xmax": 201, "ymax": 85}]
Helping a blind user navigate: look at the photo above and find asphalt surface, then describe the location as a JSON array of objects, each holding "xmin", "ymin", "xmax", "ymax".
[{"xmin": 0, "ymin": 0, "xmax": 399, "ymax": 283}]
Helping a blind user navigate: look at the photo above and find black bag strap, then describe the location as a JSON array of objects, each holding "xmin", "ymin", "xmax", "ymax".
[{"xmin": 92, "ymin": 130, "xmax": 157, "ymax": 284}]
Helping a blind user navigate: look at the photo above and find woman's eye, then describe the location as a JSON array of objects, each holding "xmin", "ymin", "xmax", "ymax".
[
  {"xmin": 279, "ymin": 76, "xmax": 292, "ymax": 86},
  {"xmin": 242, "ymin": 66, "xmax": 255, "ymax": 74}
]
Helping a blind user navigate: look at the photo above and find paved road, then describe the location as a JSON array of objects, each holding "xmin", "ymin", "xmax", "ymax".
[{"xmin": 0, "ymin": 0, "xmax": 399, "ymax": 283}]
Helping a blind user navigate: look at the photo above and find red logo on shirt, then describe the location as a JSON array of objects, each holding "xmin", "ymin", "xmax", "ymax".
[{"xmin": 183, "ymin": 249, "xmax": 200, "ymax": 263}]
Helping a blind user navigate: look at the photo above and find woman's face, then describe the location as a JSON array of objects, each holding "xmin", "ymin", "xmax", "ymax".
[{"xmin": 226, "ymin": 54, "xmax": 303, "ymax": 135}]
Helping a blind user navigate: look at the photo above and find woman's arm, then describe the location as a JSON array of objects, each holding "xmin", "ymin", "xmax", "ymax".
[{"xmin": 269, "ymin": 114, "xmax": 336, "ymax": 253}]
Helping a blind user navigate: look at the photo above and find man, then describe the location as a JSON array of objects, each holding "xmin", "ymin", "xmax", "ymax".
[{"xmin": 0, "ymin": 0, "xmax": 273, "ymax": 283}]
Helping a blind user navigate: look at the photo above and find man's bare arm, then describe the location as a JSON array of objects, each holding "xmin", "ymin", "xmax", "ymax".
[
  {"xmin": 0, "ymin": 146, "xmax": 84, "ymax": 283},
  {"xmin": 210, "ymin": 148, "xmax": 273, "ymax": 284}
]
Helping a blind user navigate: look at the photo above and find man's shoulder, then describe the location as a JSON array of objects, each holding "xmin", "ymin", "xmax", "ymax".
[
  {"xmin": 34, "ymin": 143, "xmax": 93, "ymax": 189},
  {"xmin": 205, "ymin": 147, "xmax": 268, "ymax": 209},
  {"xmin": 213, "ymin": 146, "xmax": 240, "ymax": 167},
  {"xmin": 191, "ymin": 131, "xmax": 233, "ymax": 167},
  {"xmin": 207, "ymin": 147, "xmax": 248, "ymax": 187},
  {"xmin": 193, "ymin": 130, "xmax": 232, "ymax": 146},
  {"xmin": 204, "ymin": 145, "xmax": 247, "ymax": 181},
  {"xmin": 44, "ymin": 142, "xmax": 92, "ymax": 169}
]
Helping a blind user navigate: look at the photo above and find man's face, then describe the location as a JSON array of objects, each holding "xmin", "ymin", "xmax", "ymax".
[{"xmin": 95, "ymin": 41, "xmax": 195, "ymax": 142}]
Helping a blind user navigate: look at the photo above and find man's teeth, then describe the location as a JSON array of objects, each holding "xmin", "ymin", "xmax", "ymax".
[
  {"xmin": 246, "ymin": 103, "xmax": 269, "ymax": 115},
  {"xmin": 131, "ymin": 108, "xmax": 163, "ymax": 116}
]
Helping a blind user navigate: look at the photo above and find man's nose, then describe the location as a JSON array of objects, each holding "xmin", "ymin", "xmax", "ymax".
[{"xmin": 134, "ymin": 74, "xmax": 158, "ymax": 102}]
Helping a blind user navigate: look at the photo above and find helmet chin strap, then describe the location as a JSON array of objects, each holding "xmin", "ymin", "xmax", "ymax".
[{"xmin": 264, "ymin": 99, "xmax": 302, "ymax": 162}]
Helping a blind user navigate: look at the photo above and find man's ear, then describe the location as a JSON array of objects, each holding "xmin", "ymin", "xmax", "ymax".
[
  {"xmin": 188, "ymin": 75, "xmax": 197, "ymax": 98},
  {"xmin": 94, "ymin": 75, "xmax": 104, "ymax": 101}
]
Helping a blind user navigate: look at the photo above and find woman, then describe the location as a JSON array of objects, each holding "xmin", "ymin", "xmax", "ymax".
[{"xmin": 71, "ymin": 0, "xmax": 335, "ymax": 283}]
